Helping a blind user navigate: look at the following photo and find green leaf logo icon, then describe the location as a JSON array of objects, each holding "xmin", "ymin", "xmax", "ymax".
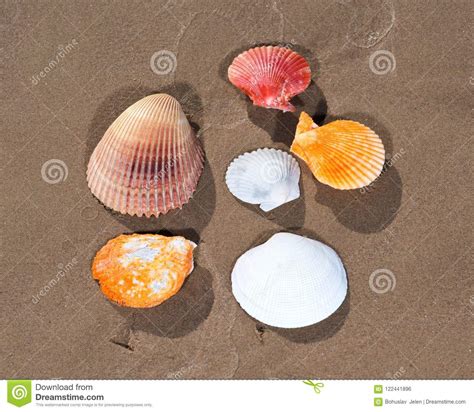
[{"xmin": 7, "ymin": 380, "xmax": 32, "ymax": 407}]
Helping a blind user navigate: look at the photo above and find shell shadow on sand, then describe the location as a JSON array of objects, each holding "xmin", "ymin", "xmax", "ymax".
[
  {"xmin": 239, "ymin": 228, "xmax": 350, "ymax": 344},
  {"xmin": 219, "ymin": 43, "xmax": 402, "ymax": 234},
  {"xmin": 86, "ymin": 85, "xmax": 216, "ymax": 339},
  {"xmin": 266, "ymin": 290, "xmax": 350, "ymax": 344},
  {"xmin": 226, "ymin": 179, "xmax": 306, "ymax": 229},
  {"xmin": 84, "ymin": 82, "xmax": 216, "ymax": 236},
  {"xmin": 315, "ymin": 113, "xmax": 402, "ymax": 234},
  {"xmin": 219, "ymin": 43, "xmax": 327, "ymax": 148},
  {"xmin": 219, "ymin": 43, "xmax": 323, "ymax": 229},
  {"xmin": 110, "ymin": 263, "xmax": 214, "ymax": 340},
  {"xmin": 92, "ymin": 229, "xmax": 214, "ymax": 340}
]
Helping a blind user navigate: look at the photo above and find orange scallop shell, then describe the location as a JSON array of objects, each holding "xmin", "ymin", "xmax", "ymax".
[
  {"xmin": 92, "ymin": 234, "xmax": 196, "ymax": 308},
  {"xmin": 87, "ymin": 94, "xmax": 204, "ymax": 217},
  {"xmin": 228, "ymin": 46, "xmax": 311, "ymax": 112},
  {"xmin": 291, "ymin": 112, "xmax": 385, "ymax": 189}
]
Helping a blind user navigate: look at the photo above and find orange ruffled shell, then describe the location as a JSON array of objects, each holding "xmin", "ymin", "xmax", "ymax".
[
  {"xmin": 228, "ymin": 46, "xmax": 311, "ymax": 112},
  {"xmin": 92, "ymin": 234, "xmax": 196, "ymax": 308},
  {"xmin": 291, "ymin": 112, "xmax": 385, "ymax": 190}
]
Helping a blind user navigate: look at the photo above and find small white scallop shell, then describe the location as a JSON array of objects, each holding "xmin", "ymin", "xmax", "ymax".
[
  {"xmin": 232, "ymin": 232, "xmax": 347, "ymax": 328},
  {"xmin": 225, "ymin": 148, "xmax": 300, "ymax": 212}
]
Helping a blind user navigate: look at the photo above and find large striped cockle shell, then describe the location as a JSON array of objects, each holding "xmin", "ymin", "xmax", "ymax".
[
  {"xmin": 291, "ymin": 112, "xmax": 385, "ymax": 190},
  {"xmin": 232, "ymin": 232, "xmax": 347, "ymax": 328},
  {"xmin": 87, "ymin": 94, "xmax": 204, "ymax": 217},
  {"xmin": 225, "ymin": 148, "xmax": 300, "ymax": 212},
  {"xmin": 228, "ymin": 46, "xmax": 311, "ymax": 112}
]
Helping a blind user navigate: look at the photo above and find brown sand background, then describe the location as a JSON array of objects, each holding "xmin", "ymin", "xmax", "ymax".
[{"xmin": 1, "ymin": 0, "xmax": 472, "ymax": 379}]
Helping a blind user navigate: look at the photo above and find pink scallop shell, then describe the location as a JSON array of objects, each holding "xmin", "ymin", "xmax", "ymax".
[
  {"xmin": 87, "ymin": 94, "xmax": 204, "ymax": 217},
  {"xmin": 228, "ymin": 46, "xmax": 311, "ymax": 112}
]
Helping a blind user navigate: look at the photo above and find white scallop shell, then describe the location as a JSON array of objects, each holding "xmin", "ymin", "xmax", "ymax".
[
  {"xmin": 231, "ymin": 232, "xmax": 347, "ymax": 328},
  {"xmin": 225, "ymin": 148, "xmax": 300, "ymax": 212}
]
